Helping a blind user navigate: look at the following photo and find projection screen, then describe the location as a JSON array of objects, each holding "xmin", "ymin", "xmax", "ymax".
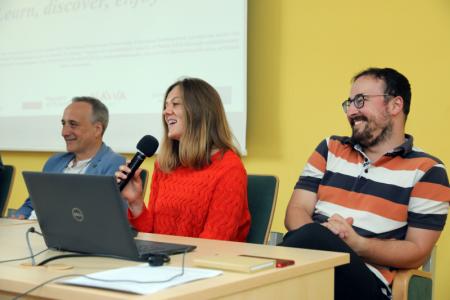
[{"xmin": 0, "ymin": 0, "xmax": 247, "ymax": 153}]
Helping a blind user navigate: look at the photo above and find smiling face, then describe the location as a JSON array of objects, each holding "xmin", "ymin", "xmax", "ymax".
[
  {"xmin": 347, "ymin": 76, "xmax": 393, "ymax": 148},
  {"xmin": 163, "ymin": 85, "xmax": 186, "ymax": 141},
  {"xmin": 61, "ymin": 101, "xmax": 103, "ymax": 160}
]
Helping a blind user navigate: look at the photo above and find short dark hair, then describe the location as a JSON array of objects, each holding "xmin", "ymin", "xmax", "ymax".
[
  {"xmin": 71, "ymin": 96, "xmax": 109, "ymax": 135},
  {"xmin": 353, "ymin": 68, "xmax": 411, "ymax": 118}
]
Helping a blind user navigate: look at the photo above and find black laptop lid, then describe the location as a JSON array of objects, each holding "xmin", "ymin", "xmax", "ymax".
[{"xmin": 23, "ymin": 172, "xmax": 147, "ymax": 261}]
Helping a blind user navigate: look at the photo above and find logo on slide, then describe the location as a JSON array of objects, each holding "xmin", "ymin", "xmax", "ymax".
[{"xmin": 72, "ymin": 208, "xmax": 84, "ymax": 222}]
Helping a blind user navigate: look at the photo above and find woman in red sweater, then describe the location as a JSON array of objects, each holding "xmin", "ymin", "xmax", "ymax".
[{"xmin": 116, "ymin": 78, "xmax": 250, "ymax": 242}]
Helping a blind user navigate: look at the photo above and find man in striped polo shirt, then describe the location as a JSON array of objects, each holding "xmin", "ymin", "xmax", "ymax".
[{"xmin": 282, "ymin": 68, "xmax": 450, "ymax": 300}]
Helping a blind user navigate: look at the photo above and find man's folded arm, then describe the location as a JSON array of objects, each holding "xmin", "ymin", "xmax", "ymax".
[{"xmin": 284, "ymin": 189, "xmax": 317, "ymax": 231}]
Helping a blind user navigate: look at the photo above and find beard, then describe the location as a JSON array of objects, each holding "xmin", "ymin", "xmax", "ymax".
[{"xmin": 350, "ymin": 114, "xmax": 393, "ymax": 148}]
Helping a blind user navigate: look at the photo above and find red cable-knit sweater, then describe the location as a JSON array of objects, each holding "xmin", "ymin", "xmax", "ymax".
[{"xmin": 129, "ymin": 150, "xmax": 250, "ymax": 242}]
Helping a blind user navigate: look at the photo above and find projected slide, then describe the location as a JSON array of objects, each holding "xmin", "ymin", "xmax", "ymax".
[{"xmin": 0, "ymin": 0, "xmax": 247, "ymax": 153}]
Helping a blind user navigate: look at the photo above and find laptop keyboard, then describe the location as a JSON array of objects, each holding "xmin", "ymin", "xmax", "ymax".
[{"xmin": 134, "ymin": 239, "xmax": 195, "ymax": 255}]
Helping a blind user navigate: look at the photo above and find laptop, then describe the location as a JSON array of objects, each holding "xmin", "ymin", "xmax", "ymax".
[{"xmin": 22, "ymin": 171, "xmax": 196, "ymax": 261}]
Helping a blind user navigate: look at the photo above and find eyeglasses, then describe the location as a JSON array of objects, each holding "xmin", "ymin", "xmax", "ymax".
[{"xmin": 341, "ymin": 94, "xmax": 392, "ymax": 113}]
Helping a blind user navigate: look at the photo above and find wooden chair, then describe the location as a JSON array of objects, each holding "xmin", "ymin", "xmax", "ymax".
[
  {"xmin": 392, "ymin": 246, "xmax": 436, "ymax": 300},
  {"xmin": 0, "ymin": 165, "xmax": 15, "ymax": 217},
  {"xmin": 246, "ymin": 174, "xmax": 279, "ymax": 244}
]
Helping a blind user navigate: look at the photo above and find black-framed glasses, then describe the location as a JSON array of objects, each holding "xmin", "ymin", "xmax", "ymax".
[{"xmin": 341, "ymin": 94, "xmax": 391, "ymax": 113}]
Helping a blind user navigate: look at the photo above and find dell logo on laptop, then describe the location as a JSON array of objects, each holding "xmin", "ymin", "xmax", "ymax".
[{"xmin": 72, "ymin": 208, "xmax": 84, "ymax": 222}]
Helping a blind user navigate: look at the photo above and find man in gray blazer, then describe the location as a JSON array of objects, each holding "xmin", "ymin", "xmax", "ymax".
[{"xmin": 14, "ymin": 97, "xmax": 125, "ymax": 219}]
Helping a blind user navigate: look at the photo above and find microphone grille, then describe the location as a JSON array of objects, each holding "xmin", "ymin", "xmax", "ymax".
[{"xmin": 137, "ymin": 135, "xmax": 159, "ymax": 157}]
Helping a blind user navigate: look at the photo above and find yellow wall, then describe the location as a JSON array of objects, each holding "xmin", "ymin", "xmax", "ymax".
[{"xmin": 2, "ymin": 0, "xmax": 449, "ymax": 298}]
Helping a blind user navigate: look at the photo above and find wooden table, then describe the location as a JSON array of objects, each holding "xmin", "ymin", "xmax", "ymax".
[{"xmin": 0, "ymin": 219, "xmax": 348, "ymax": 299}]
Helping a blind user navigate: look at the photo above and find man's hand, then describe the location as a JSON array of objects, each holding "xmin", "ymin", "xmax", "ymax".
[
  {"xmin": 322, "ymin": 214, "xmax": 364, "ymax": 252},
  {"xmin": 10, "ymin": 214, "xmax": 25, "ymax": 220}
]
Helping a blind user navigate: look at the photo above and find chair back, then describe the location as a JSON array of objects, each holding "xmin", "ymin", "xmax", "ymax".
[
  {"xmin": 0, "ymin": 165, "xmax": 15, "ymax": 217},
  {"xmin": 392, "ymin": 245, "xmax": 436, "ymax": 300},
  {"xmin": 246, "ymin": 174, "xmax": 279, "ymax": 244}
]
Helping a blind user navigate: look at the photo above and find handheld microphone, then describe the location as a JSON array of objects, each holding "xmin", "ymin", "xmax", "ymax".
[{"xmin": 119, "ymin": 135, "xmax": 159, "ymax": 191}]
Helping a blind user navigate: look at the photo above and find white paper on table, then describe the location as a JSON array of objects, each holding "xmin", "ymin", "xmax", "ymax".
[{"xmin": 60, "ymin": 264, "xmax": 223, "ymax": 295}]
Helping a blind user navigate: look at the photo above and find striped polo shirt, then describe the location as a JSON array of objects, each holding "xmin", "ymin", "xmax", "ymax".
[{"xmin": 295, "ymin": 135, "xmax": 450, "ymax": 284}]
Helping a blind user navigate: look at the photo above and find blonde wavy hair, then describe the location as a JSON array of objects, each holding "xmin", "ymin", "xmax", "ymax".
[{"xmin": 157, "ymin": 78, "xmax": 239, "ymax": 172}]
